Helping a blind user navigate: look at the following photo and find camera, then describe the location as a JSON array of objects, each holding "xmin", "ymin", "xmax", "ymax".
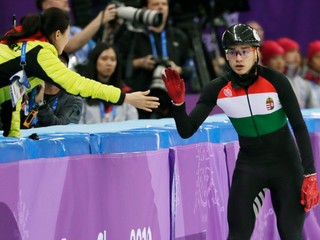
[
  {"xmin": 113, "ymin": 1, "xmax": 163, "ymax": 27},
  {"xmin": 152, "ymin": 57, "xmax": 172, "ymax": 68},
  {"xmin": 151, "ymin": 57, "xmax": 172, "ymax": 89},
  {"xmin": 149, "ymin": 58, "xmax": 173, "ymax": 118}
]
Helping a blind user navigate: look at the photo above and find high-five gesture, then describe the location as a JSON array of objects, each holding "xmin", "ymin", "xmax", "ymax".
[{"xmin": 161, "ymin": 67, "xmax": 185, "ymax": 105}]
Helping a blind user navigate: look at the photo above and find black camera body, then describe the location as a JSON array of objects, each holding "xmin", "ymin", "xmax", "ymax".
[
  {"xmin": 112, "ymin": 1, "xmax": 163, "ymax": 27},
  {"xmin": 150, "ymin": 57, "xmax": 171, "ymax": 92},
  {"xmin": 149, "ymin": 58, "xmax": 172, "ymax": 118},
  {"xmin": 153, "ymin": 57, "xmax": 171, "ymax": 68}
]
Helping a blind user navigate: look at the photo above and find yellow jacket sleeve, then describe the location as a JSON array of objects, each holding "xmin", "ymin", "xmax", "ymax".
[
  {"xmin": 36, "ymin": 43, "xmax": 124, "ymax": 104},
  {"xmin": 8, "ymin": 99, "xmax": 22, "ymax": 138}
]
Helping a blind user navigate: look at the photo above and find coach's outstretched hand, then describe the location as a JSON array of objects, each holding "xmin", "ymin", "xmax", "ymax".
[
  {"xmin": 125, "ymin": 90, "xmax": 160, "ymax": 112},
  {"xmin": 161, "ymin": 67, "xmax": 185, "ymax": 105}
]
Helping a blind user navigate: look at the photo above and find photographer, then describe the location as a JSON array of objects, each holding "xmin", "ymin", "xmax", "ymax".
[
  {"xmin": 36, "ymin": 0, "xmax": 117, "ymax": 69},
  {"xmin": 116, "ymin": 0, "xmax": 195, "ymax": 119}
]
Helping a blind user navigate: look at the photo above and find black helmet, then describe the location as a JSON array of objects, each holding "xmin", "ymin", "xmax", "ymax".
[{"xmin": 222, "ymin": 24, "xmax": 261, "ymax": 49}]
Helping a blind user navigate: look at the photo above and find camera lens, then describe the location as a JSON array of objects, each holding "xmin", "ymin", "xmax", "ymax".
[
  {"xmin": 116, "ymin": 6, "xmax": 163, "ymax": 27},
  {"xmin": 134, "ymin": 9, "xmax": 162, "ymax": 27}
]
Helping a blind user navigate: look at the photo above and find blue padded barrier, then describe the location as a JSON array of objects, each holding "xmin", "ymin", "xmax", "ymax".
[
  {"xmin": 203, "ymin": 121, "xmax": 238, "ymax": 143},
  {"xmin": 0, "ymin": 137, "xmax": 26, "ymax": 163},
  {"xmin": 303, "ymin": 117, "xmax": 320, "ymax": 133},
  {"xmin": 95, "ymin": 129, "xmax": 171, "ymax": 154},
  {"xmin": 23, "ymin": 133, "xmax": 93, "ymax": 159},
  {"xmin": 301, "ymin": 109, "xmax": 320, "ymax": 133},
  {"xmin": 301, "ymin": 108, "xmax": 320, "ymax": 116},
  {"xmin": 161, "ymin": 124, "xmax": 209, "ymax": 146},
  {"xmin": 139, "ymin": 124, "xmax": 210, "ymax": 147},
  {"xmin": 0, "ymin": 110, "xmax": 320, "ymax": 159}
]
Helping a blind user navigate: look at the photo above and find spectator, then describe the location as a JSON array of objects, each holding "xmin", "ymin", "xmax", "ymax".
[
  {"xmin": 0, "ymin": 8, "xmax": 159, "ymax": 137},
  {"xmin": 261, "ymin": 40, "xmax": 319, "ymax": 109},
  {"xmin": 116, "ymin": 0, "xmax": 194, "ymax": 119},
  {"xmin": 79, "ymin": 42, "xmax": 138, "ymax": 123},
  {"xmin": 260, "ymin": 40, "xmax": 285, "ymax": 72},
  {"xmin": 36, "ymin": 0, "xmax": 117, "ymax": 69},
  {"xmin": 300, "ymin": 40, "xmax": 320, "ymax": 84},
  {"xmin": 21, "ymin": 51, "xmax": 83, "ymax": 128},
  {"xmin": 277, "ymin": 37, "xmax": 302, "ymax": 78}
]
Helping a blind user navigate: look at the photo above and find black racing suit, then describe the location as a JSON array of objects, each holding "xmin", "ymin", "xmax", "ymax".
[{"xmin": 171, "ymin": 65, "xmax": 315, "ymax": 240}]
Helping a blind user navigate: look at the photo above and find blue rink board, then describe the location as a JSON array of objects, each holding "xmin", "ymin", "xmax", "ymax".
[{"xmin": 0, "ymin": 109, "xmax": 319, "ymax": 161}]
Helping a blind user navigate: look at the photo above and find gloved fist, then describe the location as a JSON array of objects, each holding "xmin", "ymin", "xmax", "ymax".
[
  {"xmin": 161, "ymin": 67, "xmax": 185, "ymax": 105},
  {"xmin": 300, "ymin": 174, "xmax": 320, "ymax": 212}
]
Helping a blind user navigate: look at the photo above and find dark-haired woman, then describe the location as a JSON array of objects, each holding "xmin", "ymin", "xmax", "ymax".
[
  {"xmin": 79, "ymin": 42, "xmax": 138, "ymax": 123},
  {"xmin": 0, "ymin": 7, "xmax": 159, "ymax": 137}
]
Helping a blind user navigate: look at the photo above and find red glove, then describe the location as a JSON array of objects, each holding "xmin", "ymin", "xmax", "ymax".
[
  {"xmin": 161, "ymin": 67, "xmax": 185, "ymax": 104},
  {"xmin": 300, "ymin": 174, "xmax": 320, "ymax": 212}
]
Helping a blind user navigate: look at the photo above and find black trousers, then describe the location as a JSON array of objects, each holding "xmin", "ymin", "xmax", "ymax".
[{"xmin": 227, "ymin": 135, "xmax": 305, "ymax": 240}]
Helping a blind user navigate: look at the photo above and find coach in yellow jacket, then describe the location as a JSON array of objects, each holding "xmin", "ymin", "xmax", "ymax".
[{"xmin": 0, "ymin": 7, "xmax": 159, "ymax": 137}]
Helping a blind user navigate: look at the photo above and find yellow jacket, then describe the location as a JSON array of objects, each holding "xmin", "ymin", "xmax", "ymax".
[{"xmin": 0, "ymin": 41, "xmax": 125, "ymax": 137}]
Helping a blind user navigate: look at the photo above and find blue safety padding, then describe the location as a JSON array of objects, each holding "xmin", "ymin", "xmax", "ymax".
[
  {"xmin": 23, "ymin": 133, "xmax": 93, "ymax": 159},
  {"xmin": 301, "ymin": 108, "xmax": 320, "ymax": 116},
  {"xmin": 136, "ymin": 125, "xmax": 210, "ymax": 147},
  {"xmin": 203, "ymin": 121, "xmax": 238, "ymax": 143},
  {"xmin": 1, "ymin": 110, "xmax": 320, "ymax": 160},
  {"xmin": 89, "ymin": 134, "xmax": 100, "ymax": 154},
  {"xmin": 159, "ymin": 124, "xmax": 210, "ymax": 146},
  {"xmin": 95, "ymin": 125, "xmax": 210, "ymax": 154},
  {"xmin": 0, "ymin": 137, "xmax": 26, "ymax": 163},
  {"xmin": 95, "ymin": 129, "xmax": 171, "ymax": 154},
  {"xmin": 301, "ymin": 108, "xmax": 320, "ymax": 133},
  {"xmin": 302, "ymin": 116, "xmax": 320, "ymax": 133}
]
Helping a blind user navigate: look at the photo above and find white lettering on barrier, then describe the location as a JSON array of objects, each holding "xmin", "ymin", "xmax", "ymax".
[
  {"xmin": 130, "ymin": 227, "xmax": 152, "ymax": 240},
  {"xmin": 97, "ymin": 230, "xmax": 107, "ymax": 240},
  {"xmin": 61, "ymin": 229, "xmax": 107, "ymax": 240},
  {"xmin": 62, "ymin": 228, "xmax": 150, "ymax": 240}
]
